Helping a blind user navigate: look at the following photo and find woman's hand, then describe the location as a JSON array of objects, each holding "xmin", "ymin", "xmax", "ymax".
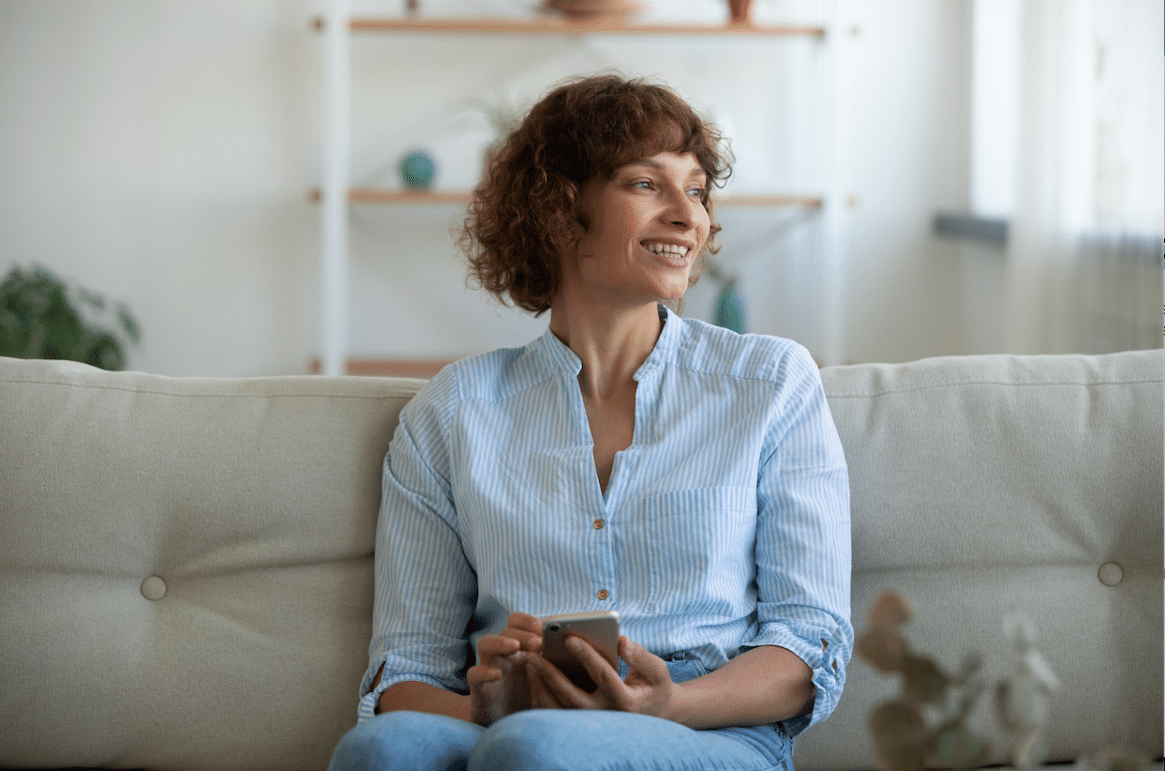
[
  {"xmin": 527, "ymin": 634, "xmax": 682, "ymax": 720},
  {"xmin": 466, "ymin": 613, "xmax": 543, "ymax": 726}
]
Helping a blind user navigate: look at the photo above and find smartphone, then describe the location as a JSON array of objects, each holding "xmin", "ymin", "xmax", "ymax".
[{"xmin": 541, "ymin": 610, "xmax": 620, "ymax": 692}]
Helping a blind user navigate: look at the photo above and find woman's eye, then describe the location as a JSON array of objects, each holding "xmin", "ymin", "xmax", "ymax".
[
  {"xmin": 687, "ymin": 187, "xmax": 704, "ymax": 197},
  {"xmin": 632, "ymin": 180, "xmax": 652, "ymax": 189}
]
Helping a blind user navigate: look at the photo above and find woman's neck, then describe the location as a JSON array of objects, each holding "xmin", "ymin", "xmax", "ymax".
[{"xmin": 547, "ymin": 297, "xmax": 663, "ymax": 400}]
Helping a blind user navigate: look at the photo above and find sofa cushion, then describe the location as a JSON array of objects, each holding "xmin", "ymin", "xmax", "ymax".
[
  {"xmin": 794, "ymin": 350, "xmax": 1163, "ymax": 768},
  {"xmin": 0, "ymin": 357, "xmax": 423, "ymax": 771},
  {"xmin": 1, "ymin": 350, "xmax": 1161, "ymax": 771}
]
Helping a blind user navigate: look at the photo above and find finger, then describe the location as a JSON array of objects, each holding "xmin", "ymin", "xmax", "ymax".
[
  {"xmin": 528, "ymin": 654, "xmax": 593, "ymax": 709},
  {"xmin": 501, "ymin": 627, "xmax": 542, "ymax": 653},
  {"xmin": 503, "ymin": 613, "xmax": 544, "ymax": 652},
  {"xmin": 466, "ymin": 664, "xmax": 503, "ymax": 687},
  {"xmin": 507, "ymin": 612, "xmax": 543, "ymax": 635},
  {"xmin": 526, "ymin": 660, "xmax": 564, "ymax": 709},
  {"xmin": 477, "ymin": 635, "xmax": 522, "ymax": 661},
  {"xmin": 618, "ymin": 636, "xmax": 671, "ymax": 684},
  {"xmin": 500, "ymin": 626, "xmax": 538, "ymax": 640},
  {"xmin": 565, "ymin": 636, "xmax": 621, "ymax": 691}
]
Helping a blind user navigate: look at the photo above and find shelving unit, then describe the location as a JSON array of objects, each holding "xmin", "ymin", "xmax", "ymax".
[
  {"xmin": 315, "ymin": 4, "xmax": 846, "ymax": 375},
  {"xmin": 310, "ymin": 188, "xmax": 823, "ymax": 208},
  {"xmin": 345, "ymin": 16, "xmax": 824, "ymax": 36}
]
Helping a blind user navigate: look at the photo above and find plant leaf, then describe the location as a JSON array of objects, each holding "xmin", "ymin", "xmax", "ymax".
[
  {"xmin": 869, "ymin": 590, "xmax": 912, "ymax": 629},
  {"xmin": 869, "ymin": 701, "xmax": 929, "ymax": 771},
  {"xmin": 934, "ymin": 724, "xmax": 989, "ymax": 768},
  {"xmin": 901, "ymin": 652, "xmax": 949, "ymax": 705},
  {"xmin": 115, "ymin": 304, "xmax": 142, "ymax": 344},
  {"xmin": 857, "ymin": 626, "xmax": 908, "ymax": 673}
]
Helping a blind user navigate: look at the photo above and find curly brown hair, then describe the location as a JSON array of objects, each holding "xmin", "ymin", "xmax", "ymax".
[{"xmin": 459, "ymin": 74, "xmax": 732, "ymax": 315}]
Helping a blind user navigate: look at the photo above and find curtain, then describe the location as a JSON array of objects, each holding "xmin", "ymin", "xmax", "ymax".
[{"xmin": 1004, "ymin": 0, "xmax": 1163, "ymax": 354}]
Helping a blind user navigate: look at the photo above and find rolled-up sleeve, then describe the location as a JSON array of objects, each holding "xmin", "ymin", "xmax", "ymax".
[
  {"xmin": 743, "ymin": 344, "xmax": 853, "ymax": 736},
  {"xmin": 358, "ymin": 373, "xmax": 477, "ymax": 723}
]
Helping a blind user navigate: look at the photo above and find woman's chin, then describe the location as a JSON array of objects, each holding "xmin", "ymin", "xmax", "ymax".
[{"xmin": 656, "ymin": 278, "xmax": 691, "ymax": 303}]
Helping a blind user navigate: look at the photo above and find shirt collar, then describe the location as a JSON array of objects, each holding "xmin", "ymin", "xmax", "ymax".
[
  {"xmin": 531, "ymin": 304, "xmax": 680, "ymax": 381},
  {"xmin": 634, "ymin": 304, "xmax": 679, "ymax": 382},
  {"xmin": 532, "ymin": 324, "xmax": 583, "ymax": 376}
]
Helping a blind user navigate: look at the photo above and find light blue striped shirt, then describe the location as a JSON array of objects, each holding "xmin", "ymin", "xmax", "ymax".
[{"xmin": 360, "ymin": 306, "xmax": 852, "ymax": 736}]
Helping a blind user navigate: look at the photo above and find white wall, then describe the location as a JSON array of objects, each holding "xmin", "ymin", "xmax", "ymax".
[
  {"xmin": 1, "ymin": 0, "xmax": 321, "ymax": 376},
  {"xmin": 0, "ymin": 0, "xmax": 1071, "ymax": 376},
  {"xmin": 838, "ymin": 0, "xmax": 975, "ymax": 363}
]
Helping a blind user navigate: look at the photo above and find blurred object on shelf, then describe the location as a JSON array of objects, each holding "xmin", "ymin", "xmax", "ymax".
[
  {"xmin": 399, "ymin": 150, "xmax": 436, "ymax": 189},
  {"xmin": 538, "ymin": 0, "xmax": 645, "ymax": 21},
  {"xmin": 726, "ymin": 0, "xmax": 754, "ymax": 24},
  {"xmin": 714, "ymin": 281, "xmax": 745, "ymax": 334}
]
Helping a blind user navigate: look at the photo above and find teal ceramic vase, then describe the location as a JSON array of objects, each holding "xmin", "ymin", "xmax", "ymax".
[
  {"xmin": 714, "ymin": 281, "xmax": 746, "ymax": 334},
  {"xmin": 399, "ymin": 150, "xmax": 436, "ymax": 189}
]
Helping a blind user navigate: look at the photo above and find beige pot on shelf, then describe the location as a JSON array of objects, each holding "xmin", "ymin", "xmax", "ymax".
[{"xmin": 539, "ymin": 0, "xmax": 646, "ymax": 21}]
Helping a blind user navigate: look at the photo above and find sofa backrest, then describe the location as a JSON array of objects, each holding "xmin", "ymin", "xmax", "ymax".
[
  {"xmin": 798, "ymin": 349, "xmax": 1163, "ymax": 767},
  {"xmin": 1, "ymin": 350, "xmax": 1161, "ymax": 770}
]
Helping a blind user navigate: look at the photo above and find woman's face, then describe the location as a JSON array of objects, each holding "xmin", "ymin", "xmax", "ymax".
[{"xmin": 568, "ymin": 150, "xmax": 711, "ymax": 308}]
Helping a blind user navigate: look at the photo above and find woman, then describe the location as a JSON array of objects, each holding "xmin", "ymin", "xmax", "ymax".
[{"xmin": 329, "ymin": 74, "xmax": 852, "ymax": 771}]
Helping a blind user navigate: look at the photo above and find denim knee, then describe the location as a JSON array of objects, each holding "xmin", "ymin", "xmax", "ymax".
[
  {"xmin": 329, "ymin": 711, "xmax": 482, "ymax": 771},
  {"xmin": 329, "ymin": 716, "xmax": 393, "ymax": 771},
  {"xmin": 470, "ymin": 711, "xmax": 574, "ymax": 771}
]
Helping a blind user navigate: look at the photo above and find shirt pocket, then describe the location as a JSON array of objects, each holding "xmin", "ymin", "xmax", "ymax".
[{"xmin": 618, "ymin": 486, "xmax": 757, "ymax": 616}]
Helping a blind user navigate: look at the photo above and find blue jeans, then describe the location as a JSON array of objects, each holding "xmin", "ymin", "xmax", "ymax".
[{"xmin": 328, "ymin": 659, "xmax": 793, "ymax": 771}]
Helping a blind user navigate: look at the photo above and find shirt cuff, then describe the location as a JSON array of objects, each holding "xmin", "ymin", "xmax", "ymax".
[
  {"xmin": 356, "ymin": 668, "xmax": 463, "ymax": 724},
  {"xmin": 743, "ymin": 623, "xmax": 851, "ymax": 736}
]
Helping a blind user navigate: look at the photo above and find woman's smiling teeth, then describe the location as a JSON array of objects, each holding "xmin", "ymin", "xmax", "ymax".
[{"xmin": 642, "ymin": 241, "xmax": 690, "ymax": 259}]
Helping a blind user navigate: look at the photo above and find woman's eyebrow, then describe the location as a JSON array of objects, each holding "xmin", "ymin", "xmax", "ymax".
[{"xmin": 623, "ymin": 159, "xmax": 707, "ymax": 181}]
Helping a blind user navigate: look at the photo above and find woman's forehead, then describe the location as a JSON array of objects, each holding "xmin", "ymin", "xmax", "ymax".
[
  {"xmin": 617, "ymin": 152, "xmax": 707, "ymax": 178},
  {"xmin": 599, "ymin": 118, "xmax": 695, "ymax": 165}
]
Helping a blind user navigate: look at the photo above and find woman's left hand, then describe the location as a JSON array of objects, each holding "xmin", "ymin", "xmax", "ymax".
[{"xmin": 527, "ymin": 635, "xmax": 682, "ymax": 720}]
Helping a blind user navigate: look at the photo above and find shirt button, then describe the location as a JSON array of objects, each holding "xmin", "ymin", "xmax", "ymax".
[
  {"xmin": 597, "ymin": 589, "xmax": 609, "ymax": 601},
  {"xmin": 593, "ymin": 519, "xmax": 605, "ymax": 530}
]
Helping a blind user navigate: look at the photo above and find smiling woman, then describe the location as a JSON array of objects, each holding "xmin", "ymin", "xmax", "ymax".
[
  {"xmin": 459, "ymin": 74, "xmax": 730, "ymax": 317},
  {"xmin": 568, "ymin": 151, "xmax": 712, "ymax": 309},
  {"xmin": 329, "ymin": 74, "xmax": 853, "ymax": 771}
]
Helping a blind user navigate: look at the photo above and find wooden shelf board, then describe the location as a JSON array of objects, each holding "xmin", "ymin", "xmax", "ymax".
[
  {"xmin": 349, "ymin": 189, "xmax": 471, "ymax": 205},
  {"xmin": 317, "ymin": 188, "xmax": 821, "ymax": 208},
  {"xmin": 718, "ymin": 194, "xmax": 823, "ymax": 208},
  {"xmin": 346, "ymin": 16, "xmax": 825, "ymax": 37},
  {"xmin": 309, "ymin": 357, "xmax": 457, "ymax": 378}
]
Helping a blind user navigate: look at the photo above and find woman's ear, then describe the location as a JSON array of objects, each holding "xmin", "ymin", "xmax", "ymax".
[
  {"xmin": 569, "ymin": 179, "xmax": 590, "ymax": 234},
  {"xmin": 567, "ymin": 201, "xmax": 588, "ymax": 253},
  {"xmin": 569, "ymin": 216, "xmax": 587, "ymax": 240}
]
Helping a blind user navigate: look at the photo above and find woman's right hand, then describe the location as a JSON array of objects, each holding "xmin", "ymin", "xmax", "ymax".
[{"xmin": 467, "ymin": 613, "xmax": 543, "ymax": 726}]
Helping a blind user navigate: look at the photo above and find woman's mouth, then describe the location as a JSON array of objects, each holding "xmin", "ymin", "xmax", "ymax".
[{"xmin": 641, "ymin": 241, "xmax": 691, "ymax": 262}]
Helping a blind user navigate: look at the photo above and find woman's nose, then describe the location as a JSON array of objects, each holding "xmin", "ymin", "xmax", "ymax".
[{"xmin": 661, "ymin": 186, "xmax": 703, "ymax": 228}]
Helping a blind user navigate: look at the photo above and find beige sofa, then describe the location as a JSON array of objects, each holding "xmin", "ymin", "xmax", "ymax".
[{"xmin": 1, "ymin": 349, "xmax": 1161, "ymax": 770}]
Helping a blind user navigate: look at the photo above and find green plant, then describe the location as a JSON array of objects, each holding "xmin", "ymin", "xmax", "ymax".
[{"xmin": 0, "ymin": 264, "xmax": 141, "ymax": 371}]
